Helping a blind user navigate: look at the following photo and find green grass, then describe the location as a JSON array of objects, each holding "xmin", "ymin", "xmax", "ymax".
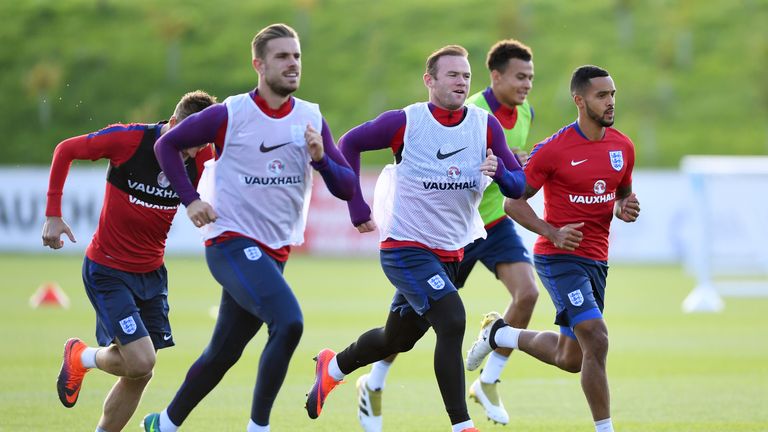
[{"xmin": 1, "ymin": 253, "xmax": 767, "ymax": 431}]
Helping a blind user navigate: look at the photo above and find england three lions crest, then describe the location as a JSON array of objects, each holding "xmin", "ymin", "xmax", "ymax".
[{"xmin": 609, "ymin": 151, "xmax": 624, "ymax": 171}]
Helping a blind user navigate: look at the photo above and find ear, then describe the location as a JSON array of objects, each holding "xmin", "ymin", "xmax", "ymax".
[
  {"xmin": 490, "ymin": 69, "xmax": 501, "ymax": 85},
  {"xmin": 252, "ymin": 57, "xmax": 263, "ymax": 74},
  {"xmin": 573, "ymin": 93, "xmax": 584, "ymax": 109},
  {"xmin": 168, "ymin": 115, "xmax": 178, "ymax": 128},
  {"xmin": 423, "ymin": 72, "xmax": 433, "ymax": 89}
]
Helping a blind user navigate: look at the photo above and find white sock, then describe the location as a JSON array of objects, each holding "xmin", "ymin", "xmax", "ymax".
[
  {"xmin": 366, "ymin": 359, "xmax": 392, "ymax": 390},
  {"xmin": 160, "ymin": 409, "xmax": 179, "ymax": 432},
  {"xmin": 595, "ymin": 418, "xmax": 614, "ymax": 432},
  {"xmin": 494, "ymin": 326, "xmax": 522, "ymax": 350},
  {"xmin": 95, "ymin": 428, "xmax": 107, "ymax": 432},
  {"xmin": 328, "ymin": 355, "xmax": 346, "ymax": 382},
  {"xmin": 81, "ymin": 347, "xmax": 99, "ymax": 369},
  {"xmin": 480, "ymin": 351, "xmax": 508, "ymax": 383},
  {"xmin": 247, "ymin": 419, "xmax": 269, "ymax": 432},
  {"xmin": 451, "ymin": 420, "xmax": 474, "ymax": 432}
]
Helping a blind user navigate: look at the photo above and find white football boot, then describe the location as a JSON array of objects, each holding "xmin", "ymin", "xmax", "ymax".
[
  {"xmin": 469, "ymin": 377, "xmax": 509, "ymax": 425},
  {"xmin": 356, "ymin": 374, "xmax": 383, "ymax": 432},
  {"xmin": 465, "ymin": 311, "xmax": 503, "ymax": 371}
]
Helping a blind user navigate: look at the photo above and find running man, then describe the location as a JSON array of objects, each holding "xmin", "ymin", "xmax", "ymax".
[
  {"xmin": 305, "ymin": 45, "xmax": 526, "ymax": 432},
  {"xmin": 142, "ymin": 23, "xmax": 355, "ymax": 432},
  {"xmin": 44, "ymin": 90, "xmax": 217, "ymax": 432},
  {"xmin": 466, "ymin": 65, "xmax": 640, "ymax": 432},
  {"xmin": 355, "ymin": 39, "xmax": 538, "ymax": 430}
]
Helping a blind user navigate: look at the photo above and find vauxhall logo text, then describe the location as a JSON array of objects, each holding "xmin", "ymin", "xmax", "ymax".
[
  {"xmin": 568, "ymin": 192, "xmax": 616, "ymax": 204},
  {"xmin": 422, "ymin": 180, "xmax": 477, "ymax": 190},
  {"xmin": 129, "ymin": 196, "xmax": 179, "ymax": 210},
  {"xmin": 127, "ymin": 180, "xmax": 179, "ymax": 198},
  {"xmin": 242, "ymin": 175, "xmax": 303, "ymax": 186}
]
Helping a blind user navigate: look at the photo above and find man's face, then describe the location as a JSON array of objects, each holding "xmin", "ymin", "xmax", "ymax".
[
  {"xmin": 425, "ymin": 55, "xmax": 471, "ymax": 110},
  {"xmin": 492, "ymin": 58, "xmax": 533, "ymax": 107},
  {"xmin": 254, "ymin": 37, "xmax": 301, "ymax": 97},
  {"xmin": 580, "ymin": 76, "xmax": 616, "ymax": 127}
]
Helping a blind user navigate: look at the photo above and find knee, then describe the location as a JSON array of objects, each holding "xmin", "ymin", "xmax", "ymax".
[
  {"xmin": 125, "ymin": 354, "xmax": 156, "ymax": 379},
  {"xmin": 580, "ymin": 326, "xmax": 609, "ymax": 360},
  {"xmin": 555, "ymin": 353, "xmax": 582, "ymax": 373},
  {"xmin": 515, "ymin": 285, "xmax": 539, "ymax": 311},
  {"xmin": 132, "ymin": 369, "xmax": 154, "ymax": 385},
  {"xmin": 433, "ymin": 309, "xmax": 465, "ymax": 336},
  {"xmin": 391, "ymin": 335, "xmax": 419, "ymax": 353},
  {"xmin": 274, "ymin": 318, "xmax": 304, "ymax": 343},
  {"xmin": 585, "ymin": 334, "xmax": 609, "ymax": 362},
  {"xmin": 387, "ymin": 327, "xmax": 422, "ymax": 353}
]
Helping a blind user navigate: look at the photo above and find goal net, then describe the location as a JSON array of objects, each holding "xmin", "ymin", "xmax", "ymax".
[{"xmin": 681, "ymin": 156, "xmax": 768, "ymax": 312}]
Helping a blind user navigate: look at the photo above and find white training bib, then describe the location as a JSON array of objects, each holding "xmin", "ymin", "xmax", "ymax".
[
  {"xmin": 197, "ymin": 93, "xmax": 321, "ymax": 248},
  {"xmin": 373, "ymin": 102, "xmax": 489, "ymax": 250}
]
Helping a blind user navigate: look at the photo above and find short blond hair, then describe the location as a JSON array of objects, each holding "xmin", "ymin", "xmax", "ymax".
[
  {"xmin": 173, "ymin": 90, "xmax": 217, "ymax": 121},
  {"xmin": 251, "ymin": 23, "xmax": 299, "ymax": 60},
  {"xmin": 425, "ymin": 45, "xmax": 468, "ymax": 78}
]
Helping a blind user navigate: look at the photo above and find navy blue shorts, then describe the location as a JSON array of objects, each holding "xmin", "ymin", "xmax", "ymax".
[
  {"xmin": 533, "ymin": 254, "xmax": 608, "ymax": 339},
  {"xmin": 455, "ymin": 217, "xmax": 531, "ymax": 288},
  {"xmin": 82, "ymin": 257, "xmax": 173, "ymax": 349},
  {"xmin": 204, "ymin": 237, "xmax": 295, "ymax": 324},
  {"xmin": 381, "ymin": 247, "xmax": 459, "ymax": 316}
]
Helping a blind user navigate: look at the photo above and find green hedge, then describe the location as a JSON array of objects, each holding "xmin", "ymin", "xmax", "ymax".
[{"xmin": 4, "ymin": 0, "xmax": 767, "ymax": 167}]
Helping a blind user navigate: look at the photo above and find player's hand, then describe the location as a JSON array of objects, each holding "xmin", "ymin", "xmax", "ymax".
[
  {"xmin": 355, "ymin": 219, "xmax": 377, "ymax": 233},
  {"xmin": 41, "ymin": 216, "xmax": 76, "ymax": 250},
  {"xmin": 549, "ymin": 222, "xmax": 584, "ymax": 251},
  {"xmin": 187, "ymin": 199, "xmax": 218, "ymax": 227},
  {"xmin": 305, "ymin": 123, "xmax": 324, "ymax": 162},
  {"xmin": 480, "ymin": 148, "xmax": 499, "ymax": 177},
  {"xmin": 615, "ymin": 193, "xmax": 640, "ymax": 222},
  {"xmin": 513, "ymin": 147, "xmax": 528, "ymax": 166}
]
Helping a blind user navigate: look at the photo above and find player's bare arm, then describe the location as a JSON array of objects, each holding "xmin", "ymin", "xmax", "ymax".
[
  {"xmin": 42, "ymin": 216, "xmax": 77, "ymax": 249},
  {"xmin": 614, "ymin": 185, "xmax": 640, "ymax": 223},
  {"xmin": 522, "ymin": 183, "xmax": 537, "ymax": 200},
  {"xmin": 503, "ymin": 185, "xmax": 547, "ymax": 234},
  {"xmin": 504, "ymin": 185, "xmax": 584, "ymax": 251},
  {"xmin": 305, "ymin": 123, "xmax": 324, "ymax": 162},
  {"xmin": 186, "ymin": 199, "xmax": 218, "ymax": 227}
]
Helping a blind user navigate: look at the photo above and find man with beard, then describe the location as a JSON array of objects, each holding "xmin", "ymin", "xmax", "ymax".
[
  {"xmin": 305, "ymin": 45, "xmax": 526, "ymax": 432},
  {"xmin": 142, "ymin": 23, "xmax": 355, "ymax": 432},
  {"xmin": 466, "ymin": 65, "xmax": 640, "ymax": 432}
]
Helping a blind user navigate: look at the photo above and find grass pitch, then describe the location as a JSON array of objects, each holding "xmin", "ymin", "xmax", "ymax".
[{"xmin": 1, "ymin": 253, "xmax": 766, "ymax": 431}]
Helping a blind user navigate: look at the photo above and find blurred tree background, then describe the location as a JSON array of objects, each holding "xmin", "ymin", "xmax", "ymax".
[{"xmin": 2, "ymin": 0, "xmax": 767, "ymax": 167}]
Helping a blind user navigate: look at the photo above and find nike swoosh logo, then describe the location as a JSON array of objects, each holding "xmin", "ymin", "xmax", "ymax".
[
  {"xmin": 64, "ymin": 387, "xmax": 78, "ymax": 397},
  {"xmin": 163, "ymin": 334, "xmax": 172, "ymax": 341},
  {"xmin": 571, "ymin": 159, "xmax": 588, "ymax": 166},
  {"xmin": 436, "ymin": 147, "xmax": 467, "ymax": 160},
  {"xmin": 148, "ymin": 416, "xmax": 159, "ymax": 432},
  {"xmin": 260, "ymin": 141, "xmax": 292, "ymax": 152}
]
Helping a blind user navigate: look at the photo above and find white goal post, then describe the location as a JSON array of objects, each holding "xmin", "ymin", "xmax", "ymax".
[{"xmin": 681, "ymin": 156, "xmax": 768, "ymax": 313}]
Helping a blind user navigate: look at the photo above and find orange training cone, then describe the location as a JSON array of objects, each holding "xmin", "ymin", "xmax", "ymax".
[{"xmin": 30, "ymin": 282, "xmax": 70, "ymax": 309}]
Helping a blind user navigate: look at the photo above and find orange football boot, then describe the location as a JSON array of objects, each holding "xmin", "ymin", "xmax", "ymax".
[
  {"xmin": 305, "ymin": 348, "xmax": 343, "ymax": 419},
  {"xmin": 56, "ymin": 338, "xmax": 90, "ymax": 408}
]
